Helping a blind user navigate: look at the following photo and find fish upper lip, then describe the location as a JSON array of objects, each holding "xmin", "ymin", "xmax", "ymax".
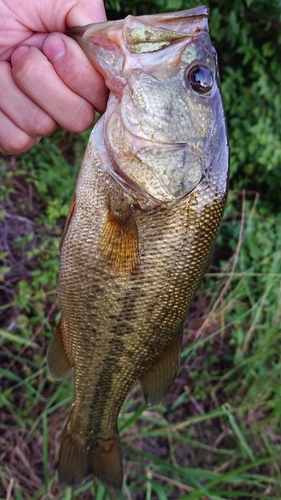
[{"xmin": 69, "ymin": 6, "xmax": 209, "ymax": 40}]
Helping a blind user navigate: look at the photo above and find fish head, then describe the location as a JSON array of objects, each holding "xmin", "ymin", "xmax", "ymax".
[{"xmin": 72, "ymin": 7, "xmax": 228, "ymax": 205}]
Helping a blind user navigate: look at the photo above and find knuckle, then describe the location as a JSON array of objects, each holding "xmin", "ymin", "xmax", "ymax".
[
  {"xmin": 13, "ymin": 56, "xmax": 37, "ymax": 86},
  {"xmin": 0, "ymin": 60, "xmax": 12, "ymax": 76},
  {"xmin": 66, "ymin": 102, "xmax": 94, "ymax": 133},
  {"xmin": 0, "ymin": 133, "xmax": 34, "ymax": 155},
  {"xmin": 37, "ymin": 118, "xmax": 57, "ymax": 136},
  {"xmin": 63, "ymin": 64, "xmax": 83, "ymax": 88},
  {"xmin": 12, "ymin": 48, "xmax": 50, "ymax": 98},
  {"xmin": 27, "ymin": 112, "xmax": 57, "ymax": 137}
]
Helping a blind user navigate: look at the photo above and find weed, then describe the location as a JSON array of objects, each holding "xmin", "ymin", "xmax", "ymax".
[{"xmin": 1, "ymin": 140, "xmax": 281, "ymax": 498}]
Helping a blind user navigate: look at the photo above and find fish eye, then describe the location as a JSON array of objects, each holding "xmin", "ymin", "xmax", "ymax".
[{"xmin": 185, "ymin": 65, "xmax": 213, "ymax": 94}]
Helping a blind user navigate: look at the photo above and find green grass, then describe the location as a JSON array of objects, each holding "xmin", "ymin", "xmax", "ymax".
[{"xmin": 1, "ymin": 129, "xmax": 281, "ymax": 499}]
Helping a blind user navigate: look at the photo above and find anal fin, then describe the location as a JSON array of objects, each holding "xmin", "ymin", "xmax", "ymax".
[
  {"xmin": 47, "ymin": 316, "xmax": 73, "ymax": 380},
  {"xmin": 140, "ymin": 324, "xmax": 183, "ymax": 406},
  {"xmin": 99, "ymin": 204, "xmax": 139, "ymax": 275}
]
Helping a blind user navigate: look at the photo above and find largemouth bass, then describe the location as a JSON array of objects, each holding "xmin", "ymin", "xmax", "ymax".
[{"xmin": 47, "ymin": 6, "xmax": 229, "ymax": 489}]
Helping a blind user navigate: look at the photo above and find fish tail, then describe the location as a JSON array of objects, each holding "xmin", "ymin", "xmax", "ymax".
[
  {"xmin": 90, "ymin": 434, "xmax": 123, "ymax": 490},
  {"xmin": 58, "ymin": 416, "xmax": 123, "ymax": 489}
]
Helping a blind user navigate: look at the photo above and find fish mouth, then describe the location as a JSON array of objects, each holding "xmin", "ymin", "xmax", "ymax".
[
  {"xmin": 70, "ymin": 8, "xmax": 209, "ymax": 96},
  {"xmin": 70, "ymin": 7, "xmax": 209, "ymax": 42}
]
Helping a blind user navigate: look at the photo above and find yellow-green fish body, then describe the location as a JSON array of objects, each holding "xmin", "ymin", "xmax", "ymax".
[{"xmin": 47, "ymin": 6, "xmax": 229, "ymax": 489}]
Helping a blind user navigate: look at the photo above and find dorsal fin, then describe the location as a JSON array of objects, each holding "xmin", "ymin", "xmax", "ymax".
[{"xmin": 60, "ymin": 194, "xmax": 76, "ymax": 252}]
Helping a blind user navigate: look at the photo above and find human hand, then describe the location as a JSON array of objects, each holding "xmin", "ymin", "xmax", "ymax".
[{"xmin": 0, "ymin": 0, "xmax": 108, "ymax": 154}]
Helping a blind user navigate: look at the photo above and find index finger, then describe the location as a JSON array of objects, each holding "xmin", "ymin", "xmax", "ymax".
[
  {"xmin": 42, "ymin": 33, "xmax": 108, "ymax": 114},
  {"xmin": 65, "ymin": 0, "xmax": 106, "ymax": 27}
]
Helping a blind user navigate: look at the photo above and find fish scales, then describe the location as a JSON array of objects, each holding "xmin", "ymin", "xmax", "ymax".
[
  {"xmin": 47, "ymin": 6, "xmax": 229, "ymax": 490},
  {"xmin": 61, "ymin": 178, "xmax": 225, "ymax": 432}
]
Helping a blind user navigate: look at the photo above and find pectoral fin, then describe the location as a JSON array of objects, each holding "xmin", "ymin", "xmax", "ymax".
[
  {"xmin": 100, "ymin": 205, "xmax": 139, "ymax": 275},
  {"xmin": 140, "ymin": 325, "xmax": 183, "ymax": 406},
  {"xmin": 47, "ymin": 316, "xmax": 73, "ymax": 380}
]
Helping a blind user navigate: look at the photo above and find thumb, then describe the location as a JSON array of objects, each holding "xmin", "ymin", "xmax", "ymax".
[{"xmin": 65, "ymin": 0, "xmax": 107, "ymax": 28}]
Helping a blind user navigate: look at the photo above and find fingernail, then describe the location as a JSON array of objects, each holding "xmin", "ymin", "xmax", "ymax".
[
  {"xmin": 43, "ymin": 35, "xmax": 66, "ymax": 63},
  {"xmin": 11, "ymin": 46, "xmax": 30, "ymax": 66}
]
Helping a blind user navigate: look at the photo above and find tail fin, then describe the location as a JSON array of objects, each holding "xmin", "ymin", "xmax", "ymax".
[{"xmin": 58, "ymin": 417, "xmax": 123, "ymax": 489}]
